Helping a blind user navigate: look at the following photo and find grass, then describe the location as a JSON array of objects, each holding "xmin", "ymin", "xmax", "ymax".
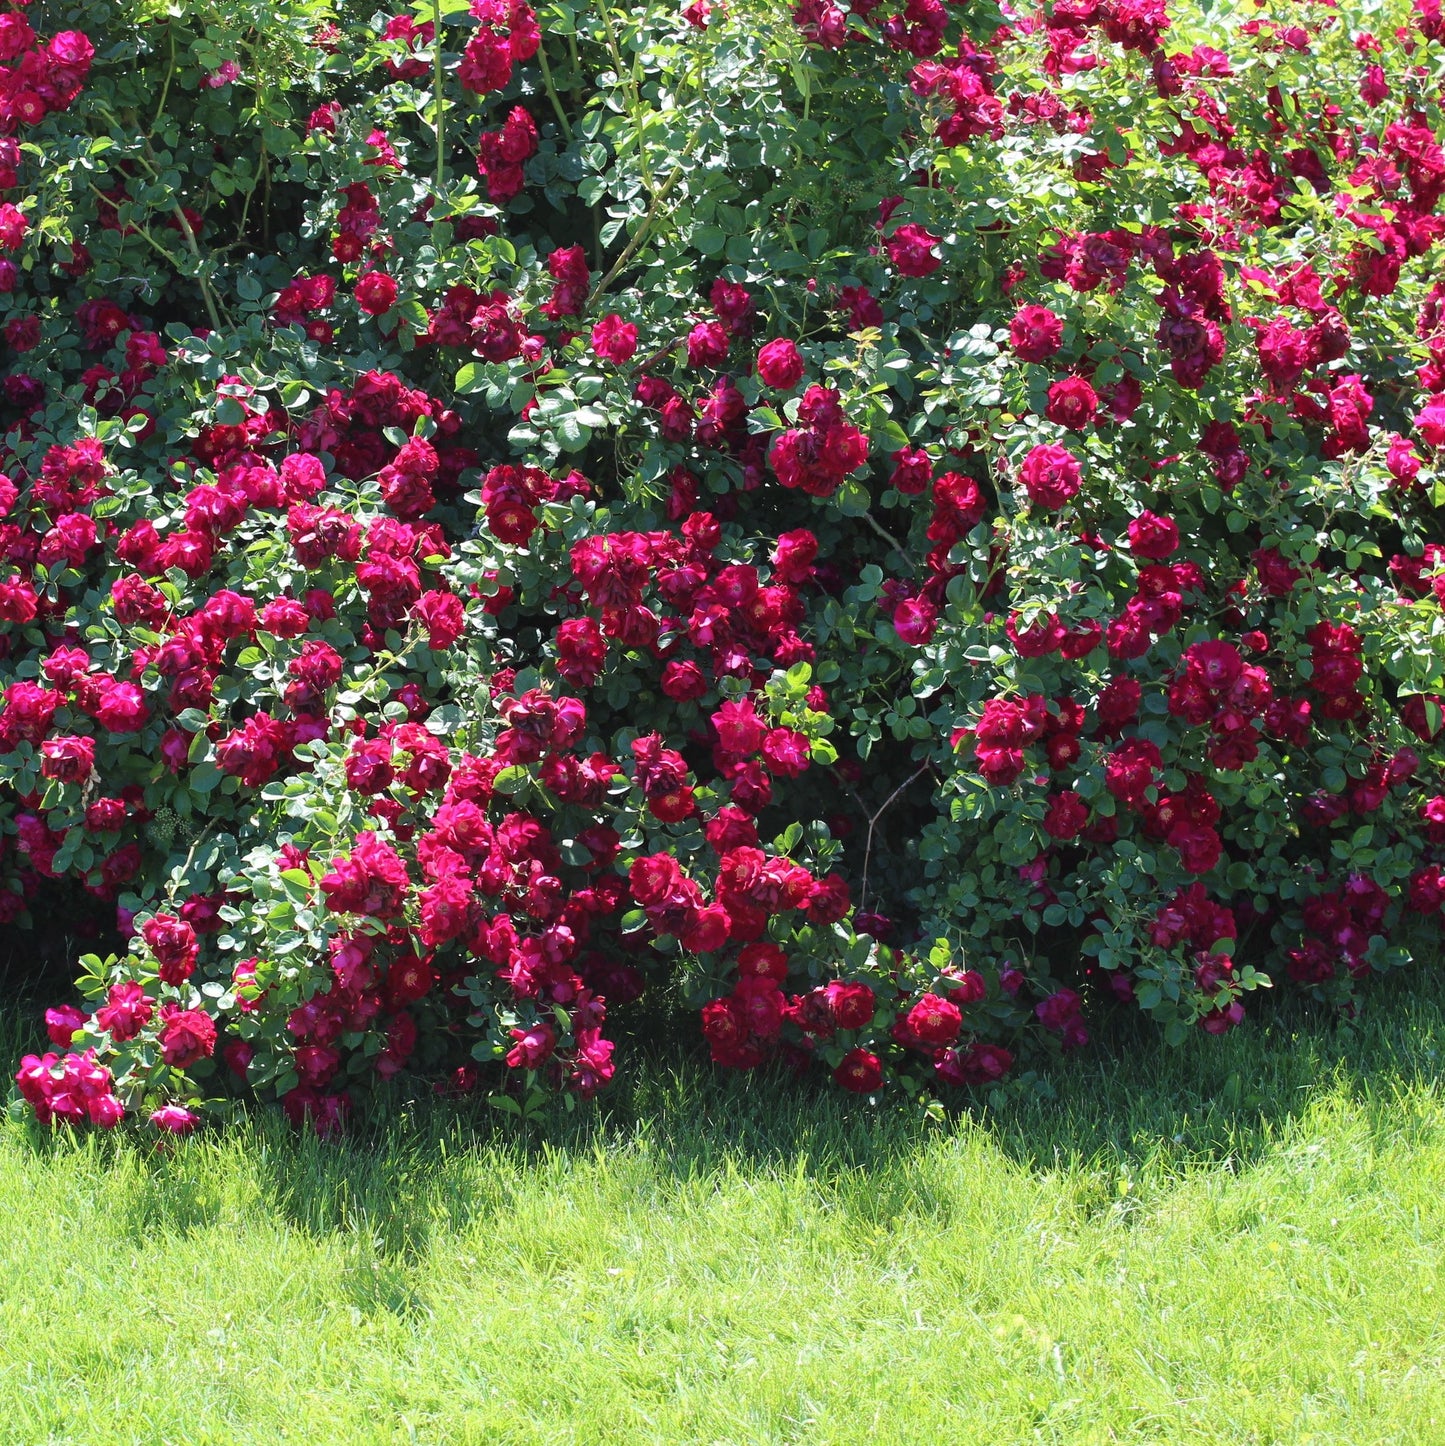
[{"xmin": 2, "ymin": 982, "xmax": 1445, "ymax": 1445}]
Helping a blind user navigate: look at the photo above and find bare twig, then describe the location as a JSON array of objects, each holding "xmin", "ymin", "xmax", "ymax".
[
  {"xmin": 587, "ymin": 159, "xmax": 689, "ymax": 305},
  {"xmin": 861, "ymin": 509, "xmax": 916, "ymax": 569},
  {"xmin": 635, "ymin": 332, "xmax": 687, "ymax": 372},
  {"xmin": 165, "ymin": 818, "xmax": 222, "ymax": 903},
  {"xmin": 536, "ymin": 39, "xmax": 574, "ymax": 141},
  {"xmin": 433, "ymin": 0, "xmax": 447, "ymax": 194},
  {"xmin": 860, "ymin": 763, "xmax": 932, "ymax": 912}
]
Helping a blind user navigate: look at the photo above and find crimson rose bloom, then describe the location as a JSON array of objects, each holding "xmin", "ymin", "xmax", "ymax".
[
  {"xmin": 1018, "ymin": 443, "xmax": 1082, "ymax": 509},
  {"xmin": 1043, "ymin": 791, "xmax": 1089, "ymax": 840},
  {"xmin": 413, "ymin": 589, "xmax": 465, "ymax": 649},
  {"xmin": 686, "ymin": 320, "xmax": 730, "ymax": 368},
  {"xmin": 834, "ymin": 1047, "xmax": 884, "ymax": 1092},
  {"xmin": 893, "ymin": 596, "xmax": 938, "ymax": 645},
  {"xmin": 1105, "ymin": 737, "xmax": 1163, "ymax": 808},
  {"xmin": 660, "ymin": 659, "xmax": 707, "ymax": 700},
  {"xmin": 157, "ymin": 1004, "xmax": 217, "ymax": 1068},
  {"xmin": 354, "ymin": 271, "xmax": 398, "ymax": 316},
  {"xmin": 1416, "ymin": 392, "xmax": 1445, "ymax": 448},
  {"xmin": 1044, "ymin": 376, "xmax": 1099, "ymax": 430},
  {"xmin": 95, "ymin": 982, "xmax": 154, "ymax": 1042},
  {"xmin": 889, "ymin": 445, "xmax": 932, "ymax": 495},
  {"xmin": 771, "ymin": 528, "xmax": 818, "ymax": 582},
  {"xmin": 756, "ymin": 338, "xmax": 805, "ymax": 389},
  {"xmin": 40, "ymin": 735, "xmax": 94, "ymax": 783},
  {"xmin": 1127, "ymin": 509, "xmax": 1180, "ymax": 558},
  {"xmin": 151, "ymin": 1104, "xmax": 199, "ymax": 1134},
  {"xmin": 886, "ymin": 223, "xmax": 942, "ymax": 277},
  {"xmin": 1008, "ymin": 304, "xmax": 1063, "ymax": 362},
  {"xmin": 824, "ymin": 980, "xmax": 875, "ymax": 1029},
  {"xmin": 591, "ymin": 313, "xmax": 638, "ymax": 364},
  {"xmin": 506, "ymin": 1021, "xmax": 557, "ymax": 1070},
  {"xmin": 943, "ymin": 1043, "xmax": 1014, "ymax": 1086},
  {"xmin": 905, "ymin": 992, "xmax": 962, "ymax": 1047},
  {"xmin": 141, "ymin": 914, "xmax": 199, "ymax": 986}
]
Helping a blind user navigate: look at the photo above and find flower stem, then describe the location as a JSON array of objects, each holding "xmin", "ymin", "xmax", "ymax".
[
  {"xmin": 433, "ymin": 0, "xmax": 447, "ymax": 195},
  {"xmin": 536, "ymin": 41, "xmax": 573, "ymax": 141}
]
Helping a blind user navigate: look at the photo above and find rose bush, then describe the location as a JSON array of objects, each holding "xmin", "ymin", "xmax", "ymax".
[{"xmin": 7, "ymin": 0, "xmax": 1445, "ymax": 1131}]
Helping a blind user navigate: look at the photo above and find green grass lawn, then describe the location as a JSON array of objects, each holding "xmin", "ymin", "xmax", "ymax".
[{"xmin": 3, "ymin": 983, "xmax": 1445, "ymax": 1446}]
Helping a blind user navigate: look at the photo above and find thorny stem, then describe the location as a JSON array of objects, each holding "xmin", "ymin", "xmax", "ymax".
[
  {"xmin": 588, "ymin": 156, "xmax": 690, "ymax": 304},
  {"xmin": 151, "ymin": 28, "xmax": 176, "ymax": 136},
  {"xmin": 566, "ymin": 29, "xmax": 583, "ymax": 108},
  {"xmin": 860, "ymin": 763, "xmax": 932, "ymax": 913},
  {"xmin": 536, "ymin": 39, "xmax": 574, "ymax": 141},
  {"xmin": 635, "ymin": 332, "xmax": 687, "ymax": 372},
  {"xmin": 165, "ymin": 819, "xmax": 222, "ymax": 903},
  {"xmin": 137, "ymin": 141, "xmax": 228, "ymax": 330},
  {"xmin": 588, "ymin": 31, "xmax": 709, "ymax": 303},
  {"xmin": 862, "ymin": 509, "xmax": 916, "ymax": 569},
  {"xmin": 348, "ymin": 629, "xmax": 423, "ymax": 703},
  {"xmin": 87, "ymin": 181, "xmax": 190, "ymax": 279},
  {"xmin": 235, "ymin": 137, "xmax": 265, "ymax": 246},
  {"xmin": 167, "ymin": 200, "xmax": 225, "ymax": 332},
  {"xmin": 433, "ymin": 0, "xmax": 447, "ymax": 195},
  {"xmin": 598, "ymin": 6, "xmax": 651, "ymax": 193}
]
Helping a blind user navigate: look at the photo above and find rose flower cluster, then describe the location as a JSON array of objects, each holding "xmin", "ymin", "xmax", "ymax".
[{"xmin": 6, "ymin": 0, "xmax": 1445, "ymax": 1131}]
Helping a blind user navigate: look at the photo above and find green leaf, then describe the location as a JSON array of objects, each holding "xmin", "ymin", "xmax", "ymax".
[
  {"xmin": 492, "ymin": 765, "xmax": 529, "ymax": 795},
  {"xmin": 279, "ymin": 868, "xmax": 313, "ymax": 904},
  {"xmin": 693, "ymin": 225, "xmax": 727, "ymax": 256},
  {"xmin": 555, "ymin": 414, "xmax": 592, "ymax": 452},
  {"xmin": 188, "ymin": 761, "xmax": 223, "ymax": 794},
  {"xmin": 455, "ymin": 362, "xmax": 487, "ymax": 394}
]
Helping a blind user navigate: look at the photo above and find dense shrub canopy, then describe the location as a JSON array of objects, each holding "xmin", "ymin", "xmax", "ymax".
[{"xmin": 8, "ymin": 0, "xmax": 1445, "ymax": 1131}]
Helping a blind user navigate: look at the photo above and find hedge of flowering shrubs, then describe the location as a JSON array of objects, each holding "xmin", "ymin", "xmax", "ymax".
[{"xmin": 8, "ymin": 0, "xmax": 1445, "ymax": 1133}]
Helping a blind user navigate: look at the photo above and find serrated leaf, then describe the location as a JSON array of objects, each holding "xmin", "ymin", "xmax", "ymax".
[{"xmin": 492, "ymin": 765, "xmax": 529, "ymax": 795}]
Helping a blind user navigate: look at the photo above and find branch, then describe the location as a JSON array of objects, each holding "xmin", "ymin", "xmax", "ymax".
[
  {"xmin": 165, "ymin": 818, "xmax": 222, "ymax": 903},
  {"xmin": 588, "ymin": 160, "xmax": 688, "ymax": 306},
  {"xmin": 433, "ymin": 0, "xmax": 447, "ymax": 195},
  {"xmin": 635, "ymin": 332, "xmax": 687, "ymax": 373},
  {"xmin": 536, "ymin": 39, "xmax": 574, "ymax": 141},
  {"xmin": 138, "ymin": 142, "xmax": 228, "ymax": 330},
  {"xmin": 859, "ymin": 763, "xmax": 932, "ymax": 912},
  {"xmin": 861, "ymin": 509, "xmax": 916, "ymax": 570}
]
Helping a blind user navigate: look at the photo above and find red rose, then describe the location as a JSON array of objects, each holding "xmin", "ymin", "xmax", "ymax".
[
  {"xmin": 1018, "ymin": 443, "xmax": 1082, "ymax": 509},
  {"xmin": 95, "ymin": 983, "xmax": 154, "ymax": 1042},
  {"xmin": 905, "ymin": 992, "xmax": 962, "ymax": 1046},
  {"xmin": 40, "ymin": 735, "xmax": 95, "ymax": 783},
  {"xmin": 141, "ymin": 914, "xmax": 199, "ymax": 986},
  {"xmin": 686, "ymin": 320, "xmax": 730, "ymax": 368},
  {"xmin": 823, "ymin": 980, "xmax": 875, "ymax": 1029},
  {"xmin": 937, "ymin": 1042, "xmax": 1014, "ymax": 1087},
  {"xmin": 157, "ymin": 1004, "xmax": 217, "ymax": 1068},
  {"xmin": 1044, "ymin": 376, "xmax": 1099, "ymax": 430},
  {"xmin": 1008, "ymin": 304, "xmax": 1063, "ymax": 362},
  {"xmin": 354, "ymin": 271, "xmax": 398, "ymax": 316},
  {"xmin": 591, "ymin": 313, "xmax": 638, "ymax": 364},
  {"xmin": 756, "ymin": 338, "xmax": 805, "ymax": 389},
  {"xmin": 413, "ymin": 590, "xmax": 465, "ymax": 649},
  {"xmin": 886, "ymin": 223, "xmax": 943, "ymax": 277},
  {"xmin": 834, "ymin": 1047, "xmax": 884, "ymax": 1092},
  {"xmin": 1126, "ymin": 509, "xmax": 1179, "ymax": 558},
  {"xmin": 1043, "ymin": 791, "xmax": 1089, "ymax": 840},
  {"xmin": 893, "ymin": 596, "xmax": 938, "ymax": 645}
]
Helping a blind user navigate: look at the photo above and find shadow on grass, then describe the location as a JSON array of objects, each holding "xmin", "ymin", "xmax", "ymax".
[{"xmin": 6, "ymin": 966, "xmax": 1445, "ymax": 1261}]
